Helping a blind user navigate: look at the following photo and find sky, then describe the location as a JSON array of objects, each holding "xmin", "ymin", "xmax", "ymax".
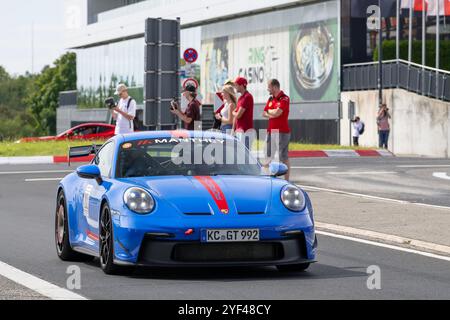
[{"xmin": 0, "ymin": 0, "xmax": 66, "ymax": 76}]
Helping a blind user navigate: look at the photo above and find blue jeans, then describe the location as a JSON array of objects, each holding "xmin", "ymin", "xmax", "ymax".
[
  {"xmin": 378, "ymin": 130, "xmax": 390, "ymax": 149},
  {"xmin": 221, "ymin": 124, "xmax": 233, "ymax": 134}
]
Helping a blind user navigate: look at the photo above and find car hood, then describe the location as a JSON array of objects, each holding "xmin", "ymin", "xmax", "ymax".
[{"xmin": 121, "ymin": 175, "xmax": 273, "ymax": 215}]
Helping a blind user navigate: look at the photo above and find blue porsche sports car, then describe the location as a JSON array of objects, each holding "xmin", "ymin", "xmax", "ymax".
[{"xmin": 55, "ymin": 131, "xmax": 317, "ymax": 274}]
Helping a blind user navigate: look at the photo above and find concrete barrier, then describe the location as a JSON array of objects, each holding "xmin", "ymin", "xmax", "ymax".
[{"xmin": 341, "ymin": 88, "xmax": 450, "ymax": 158}]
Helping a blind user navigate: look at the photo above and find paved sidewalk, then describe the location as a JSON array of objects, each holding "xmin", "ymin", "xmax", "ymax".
[
  {"xmin": 305, "ymin": 188, "xmax": 450, "ymax": 254},
  {"xmin": 0, "ymin": 276, "xmax": 48, "ymax": 300}
]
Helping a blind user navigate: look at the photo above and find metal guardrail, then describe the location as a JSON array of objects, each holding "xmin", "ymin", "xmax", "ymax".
[{"xmin": 342, "ymin": 60, "xmax": 450, "ymax": 102}]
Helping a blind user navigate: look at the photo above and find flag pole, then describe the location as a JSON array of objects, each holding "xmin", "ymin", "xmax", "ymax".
[
  {"xmin": 396, "ymin": 0, "xmax": 400, "ymax": 61},
  {"xmin": 436, "ymin": 0, "xmax": 441, "ymax": 98},
  {"xmin": 378, "ymin": 0, "xmax": 383, "ymax": 107},
  {"xmin": 422, "ymin": 0, "xmax": 426, "ymax": 95},
  {"xmin": 408, "ymin": 0, "xmax": 413, "ymax": 63}
]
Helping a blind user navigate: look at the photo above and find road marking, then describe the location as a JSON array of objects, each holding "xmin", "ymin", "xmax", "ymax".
[
  {"xmin": 25, "ymin": 178, "xmax": 63, "ymax": 182},
  {"xmin": 397, "ymin": 165, "xmax": 450, "ymax": 168},
  {"xmin": 326, "ymin": 171, "xmax": 397, "ymax": 175},
  {"xmin": 297, "ymin": 184, "xmax": 450, "ymax": 211},
  {"xmin": 433, "ymin": 172, "xmax": 450, "ymax": 181},
  {"xmin": 316, "ymin": 222, "xmax": 450, "ymax": 257},
  {"xmin": 0, "ymin": 260, "xmax": 87, "ymax": 300},
  {"xmin": 0, "ymin": 170, "xmax": 73, "ymax": 175},
  {"xmin": 317, "ymin": 231, "xmax": 450, "ymax": 262},
  {"xmin": 292, "ymin": 166, "xmax": 338, "ymax": 169},
  {"xmin": 400, "ymin": 165, "xmax": 450, "ymax": 168}
]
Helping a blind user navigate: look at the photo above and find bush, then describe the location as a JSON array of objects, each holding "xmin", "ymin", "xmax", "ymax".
[{"xmin": 374, "ymin": 40, "xmax": 450, "ymax": 71}]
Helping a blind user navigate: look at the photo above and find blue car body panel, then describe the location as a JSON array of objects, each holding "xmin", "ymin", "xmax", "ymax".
[{"xmin": 58, "ymin": 131, "xmax": 317, "ymax": 266}]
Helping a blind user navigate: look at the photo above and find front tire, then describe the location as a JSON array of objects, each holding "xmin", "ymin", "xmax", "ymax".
[
  {"xmin": 99, "ymin": 203, "xmax": 123, "ymax": 275},
  {"xmin": 55, "ymin": 191, "xmax": 92, "ymax": 261},
  {"xmin": 276, "ymin": 263, "xmax": 310, "ymax": 272}
]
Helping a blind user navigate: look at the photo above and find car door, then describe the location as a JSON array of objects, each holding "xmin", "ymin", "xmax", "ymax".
[{"xmin": 81, "ymin": 142, "xmax": 115, "ymax": 249}]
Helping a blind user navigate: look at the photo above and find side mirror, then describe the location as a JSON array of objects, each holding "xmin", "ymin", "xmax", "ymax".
[
  {"xmin": 77, "ymin": 165, "xmax": 102, "ymax": 184},
  {"xmin": 269, "ymin": 162, "xmax": 288, "ymax": 177}
]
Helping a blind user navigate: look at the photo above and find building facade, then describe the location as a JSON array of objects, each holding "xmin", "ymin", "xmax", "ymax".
[{"xmin": 62, "ymin": 0, "xmax": 450, "ymax": 144}]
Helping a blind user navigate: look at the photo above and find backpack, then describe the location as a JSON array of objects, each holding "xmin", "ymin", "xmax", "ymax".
[
  {"xmin": 126, "ymin": 98, "xmax": 141, "ymax": 131},
  {"xmin": 359, "ymin": 122, "xmax": 365, "ymax": 135}
]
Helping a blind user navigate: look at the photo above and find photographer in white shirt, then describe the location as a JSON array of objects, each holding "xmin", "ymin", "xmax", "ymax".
[{"xmin": 111, "ymin": 84, "xmax": 136, "ymax": 135}]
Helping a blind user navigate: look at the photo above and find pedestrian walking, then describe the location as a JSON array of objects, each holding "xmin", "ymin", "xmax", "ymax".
[
  {"xmin": 263, "ymin": 79, "xmax": 291, "ymax": 181},
  {"xmin": 377, "ymin": 104, "xmax": 391, "ymax": 149}
]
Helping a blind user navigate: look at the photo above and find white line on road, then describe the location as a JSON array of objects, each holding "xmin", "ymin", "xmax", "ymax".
[
  {"xmin": 433, "ymin": 172, "xmax": 450, "ymax": 181},
  {"xmin": 25, "ymin": 178, "xmax": 63, "ymax": 182},
  {"xmin": 0, "ymin": 260, "xmax": 87, "ymax": 300},
  {"xmin": 291, "ymin": 167, "xmax": 338, "ymax": 169},
  {"xmin": 0, "ymin": 170, "xmax": 73, "ymax": 175},
  {"xmin": 397, "ymin": 165, "xmax": 450, "ymax": 168},
  {"xmin": 326, "ymin": 171, "xmax": 398, "ymax": 175},
  {"xmin": 298, "ymin": 184, "xmax": 450, "ymax": 211},
  {"xmin": 316, "ymin": 231, "xmax": 450, "ymax": 262}
]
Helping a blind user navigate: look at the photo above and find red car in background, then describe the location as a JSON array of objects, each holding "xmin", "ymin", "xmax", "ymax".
[{"xmin": 18, "ymin": 123, "xmax": 115, "ymax": 143}]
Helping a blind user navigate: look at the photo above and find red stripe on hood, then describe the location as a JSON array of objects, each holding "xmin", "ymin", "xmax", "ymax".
[{"xmin": 194, "ymin": 176, "xmax": 229, "ymax": 214}]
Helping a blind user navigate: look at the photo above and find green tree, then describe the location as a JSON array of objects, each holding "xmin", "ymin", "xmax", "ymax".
[{"xmin": 26, "ymin": 52, "xmax": 77, "ymax": 135}]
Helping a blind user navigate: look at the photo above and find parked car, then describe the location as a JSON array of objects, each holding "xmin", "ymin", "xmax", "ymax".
[{"xmin": 18, "ymin": 123, "xmax": 115, "ymax": 143}]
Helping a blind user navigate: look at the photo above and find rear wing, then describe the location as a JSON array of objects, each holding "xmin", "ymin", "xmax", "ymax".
[{"xmin": 68, "ymin": 144, "xmax": 104, "ymax": 166}]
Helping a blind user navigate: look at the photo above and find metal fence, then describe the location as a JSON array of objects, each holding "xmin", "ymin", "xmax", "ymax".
[{"xmin": 342, "ymin": 59, "xmax": 450, "ymax": 102}]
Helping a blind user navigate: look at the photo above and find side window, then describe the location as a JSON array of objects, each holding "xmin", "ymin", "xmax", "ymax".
[{"xmin": 94, "ymin": 143, "xmax": 115, "ymax": 178}]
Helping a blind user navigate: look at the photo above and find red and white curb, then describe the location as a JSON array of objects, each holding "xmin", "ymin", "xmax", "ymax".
[
  {"xmin": 0, "ymin": 150, "xmax": 393, "ymax": 165},
  {"xmin": 0, "ymin": 155, "xmax": 94, "ymax": 165}
]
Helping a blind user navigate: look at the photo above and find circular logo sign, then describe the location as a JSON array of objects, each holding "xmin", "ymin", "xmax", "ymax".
[
  {"xmin": 182, "ymin": 78, "xmax": 199, "ymax": 90},
  {"xmin": 183, "ymin": 48, "xmax": 198, "ymax": 64}
]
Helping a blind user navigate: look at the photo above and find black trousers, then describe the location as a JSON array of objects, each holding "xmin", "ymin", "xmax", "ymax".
[{"xmin": 353, "ymin": 136, "xmax": 359, "ymax": 147}]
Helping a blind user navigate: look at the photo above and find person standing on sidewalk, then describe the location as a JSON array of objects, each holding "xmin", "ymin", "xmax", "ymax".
[
  {"xmin": 377, "ymin": 104, "xmax": 391, "ymax": 149},
  {"xmin": 351, "ymin": 116, "xmax": 364, "ymax": 147},
  {"xmin": 263, "ymin": 79, "xmax": 291, "ymax": 181},
  {"xmin": 232, "ymin": 77, "xmax": 254, "ymax": 149},
  {"xmin": 215, "ymin": 84, "xmax": 236, "ymax": 134},
  {"xmin": 111, "ymin": 84, "xmax": 137, "ymax": 135},
  {"xmin": 170, "ymin": 84, "xmax": 201, "ymax": 131}
]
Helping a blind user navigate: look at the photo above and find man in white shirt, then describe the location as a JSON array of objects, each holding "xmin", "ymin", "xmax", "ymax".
[{"xmin": 111, "ymin": 84, "xmax": 136, "ymax": 135}]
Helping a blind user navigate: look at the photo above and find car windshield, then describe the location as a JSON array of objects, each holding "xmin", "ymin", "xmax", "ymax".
[{"xmin": 116, "ymin": 137, "xmax": 261, "ymax": 178}]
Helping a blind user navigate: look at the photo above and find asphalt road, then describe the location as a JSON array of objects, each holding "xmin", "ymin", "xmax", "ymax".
[
  {"xmin": 0, "ymin": 160, "xmax": 449, "ymax": 300},
  {"xmin": 290, "ymin": 157, "xmax": 450, "ymax": 207}
]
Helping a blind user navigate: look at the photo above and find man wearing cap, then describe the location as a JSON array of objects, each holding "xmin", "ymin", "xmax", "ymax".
[
  {"xmin": 170, "ymin": 84, "xmax": 201, "ymax": 131},
  {"xmin": 111, "ymin": 84, "xmax": 137, "ymax": 135},
  {"xmin": 232, "ymin": 77, "xmax": 254, "ymax": 149},
  {"xmin": 263, "ymin": 79, "xmax": 291, "ymax": 181}
]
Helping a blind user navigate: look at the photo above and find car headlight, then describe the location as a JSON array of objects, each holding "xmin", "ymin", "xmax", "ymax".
[
  {"xmin": 123, "ymin": 187, "xmax": 155, "ymax": 214},
  {"xmin": 281, "ymin": 185, "xmax": 306, "ymax": 212}
]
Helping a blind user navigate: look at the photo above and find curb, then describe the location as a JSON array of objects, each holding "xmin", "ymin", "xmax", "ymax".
[
  {"xmin": 0, "ymin": 149, "xmax": 393, "ymax": 165},
  {"xmin": 316, "ymin": 222, "xmax": 450, "ymax": 257},
  {"xmin": 0, "ymin": 155, "xmax": 94, "ymax": 165},
  {"xmin": 288, "ymin": 149, "xmax": 394, "ymax": 158}
]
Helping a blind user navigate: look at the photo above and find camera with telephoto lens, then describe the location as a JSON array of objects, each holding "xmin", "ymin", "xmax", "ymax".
[{"xmin": 104, "ymin": 97, "xmax": 116, "ymax": 109}]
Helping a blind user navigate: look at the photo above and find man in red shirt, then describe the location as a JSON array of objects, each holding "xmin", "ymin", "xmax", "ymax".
[
  {"xmin": 263, "ymin": 79, "xmax": 291, "ymax": 180},
  {"xmin": 232, "ymin": 77, "xmax": 254, "ymax": 149}
]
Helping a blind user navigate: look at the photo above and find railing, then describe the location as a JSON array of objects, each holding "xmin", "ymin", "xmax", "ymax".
[{"xmin": 342, "ymin": 59, "xmax": 450, "ymax": 102}]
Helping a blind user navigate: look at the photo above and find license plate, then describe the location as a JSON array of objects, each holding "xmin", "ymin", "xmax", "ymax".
[{"xmin": 201, "ymin": 229, "xmax": 260, "ymax": 243}]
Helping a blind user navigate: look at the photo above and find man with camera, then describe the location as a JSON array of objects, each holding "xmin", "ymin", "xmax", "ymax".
[
  {"xmin": 170, "ymin": 84, "xmax": 201, "ymax": 131},
  {"xmin": 377, "ymin": 103, "xmax": 391, "ymax": 149},
  {"xmin": 107, "ymin": 84, "xmax": 136, "ymax": 135}
]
